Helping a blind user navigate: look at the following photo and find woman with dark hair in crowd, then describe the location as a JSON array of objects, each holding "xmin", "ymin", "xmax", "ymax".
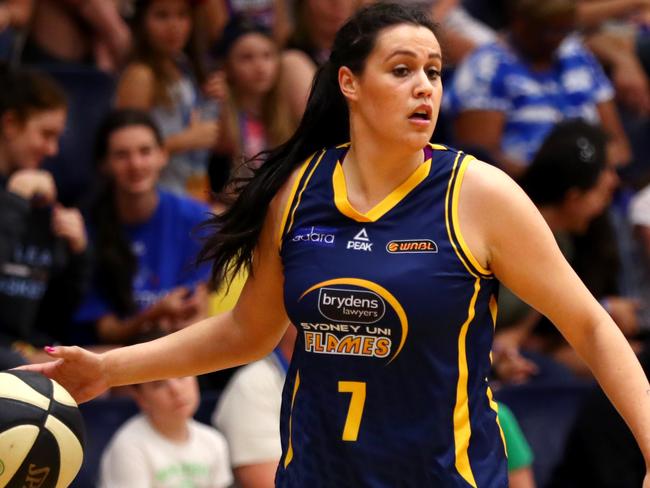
[
  {"xmin": 71, "ymin": 109, "xmax": 211, "ymax": 346},
  {"xmin": 116, "ymin": 0, "xmax": 222, "ymax": 200},
  {"xmin": 25, "ymin": 4, "xmax": 650, "ymax": 486},
  {"xmin": 0, "ymin": 68, "xmax": 90, "ymax": 364}
]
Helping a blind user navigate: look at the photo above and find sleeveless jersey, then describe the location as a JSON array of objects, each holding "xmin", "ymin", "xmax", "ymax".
[{"xmin": 277, "ymin": 144, "xmax": 508, "ymax": 487}]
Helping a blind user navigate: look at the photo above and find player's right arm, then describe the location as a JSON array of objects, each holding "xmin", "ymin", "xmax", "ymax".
[{"xmin": 24, "ymin": 169, "xmax": 301, "ymax": 403}]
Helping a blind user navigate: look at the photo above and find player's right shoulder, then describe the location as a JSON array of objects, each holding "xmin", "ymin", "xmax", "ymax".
[{"xmin": 271, "ymin": 150, "xmax": 324, "ymax": 247}]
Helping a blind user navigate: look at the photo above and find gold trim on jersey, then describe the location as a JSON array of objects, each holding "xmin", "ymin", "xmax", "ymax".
[
  {"xmin": 332, "ymin": 156, "xmax": 432, "ymax": 222},
  {"xmin": 453, "ymin": 278, "xmax": 481, "ymax": 487},
  {"xmin": 300, "ymin": 278, "xmax": 408, "ymax": 364},
  {"xmin": 486, "ymin": 387, "xmax": 507, "ymax": 457},
  {"xmin": 451, "ymin": 155, "xmax": 493, "ymax": 276},
  {"xmin": 280, "ymin": 150, "xmax": 327, "ymax": 249},
  {"xmin": 283, "ymin": 370, "xmax": 301, "ymax": 468},
  {"xmin": 277, "ymin": 154, "xmax": 314, "ymax": 248}
]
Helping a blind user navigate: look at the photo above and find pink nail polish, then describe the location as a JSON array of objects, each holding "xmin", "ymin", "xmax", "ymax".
[{"xmin": 44, "ymin": 346, "xmax": 56, "ymax": 353}]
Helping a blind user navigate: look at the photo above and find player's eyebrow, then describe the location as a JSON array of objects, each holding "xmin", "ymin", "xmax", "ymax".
[{"xmin": 384, "ymin": 50, "xmax": 442, "ymax": 62}]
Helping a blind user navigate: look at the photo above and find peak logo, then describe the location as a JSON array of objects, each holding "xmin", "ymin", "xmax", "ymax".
[
  {"xmin": 292, "ymin": 226, "xmax": 337, "ymax": 247},
  {"xmin": 318, "ymin": 288, "xmax": 385, "ymax": 324},
  {"xmin": 386, "ymin": 239, "xmax": 438, "ymax": 254},
  {"xmin": 347, "ymin": 228, "xmax": 373, "ymax": 251}
]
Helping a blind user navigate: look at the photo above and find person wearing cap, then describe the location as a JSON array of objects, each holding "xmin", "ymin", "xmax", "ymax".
[
  {"xmin": 445, "ymin": 0, "xmax": 632, "ymax": 178},
  {"xmin": 496, "ymin": 119, "xmax": 639, "ymax": 378}
]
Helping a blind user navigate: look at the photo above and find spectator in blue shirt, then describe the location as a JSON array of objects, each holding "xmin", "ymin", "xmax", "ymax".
[
  {"xmin": 71, "ymin": 109, "xmax": 211, "ymax": 345},
  {"xmin": 445, "ymin": 0, "xmax": 632, "ymax": 178}
]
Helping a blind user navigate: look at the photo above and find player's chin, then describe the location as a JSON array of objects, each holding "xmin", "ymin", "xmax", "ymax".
[{"xmin": 401, "ymin": 130, "xmax": 434, "ymax": 150}]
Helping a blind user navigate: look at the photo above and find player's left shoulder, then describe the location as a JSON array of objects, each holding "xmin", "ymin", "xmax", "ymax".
[{"xmin": 460, "ymin": 157, "xmax": 523, "ymax": 202}]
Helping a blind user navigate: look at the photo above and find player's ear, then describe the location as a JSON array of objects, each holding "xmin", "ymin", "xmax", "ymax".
[{"xmin": 338, "ymin": 66, "xmax": 359, "ymax": 102}]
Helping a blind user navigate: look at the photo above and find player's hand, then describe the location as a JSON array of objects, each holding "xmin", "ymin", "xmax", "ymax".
[
  {"xmin": 51, "ymin": 205, "xmax": 88, "ymax": 254},
  {"xmin": 643, "ymin": 471, "xmax": 650, "ymax": 488},
  {"xmin": 6, "ymin": 169, "xmax": 57, "ymax": 203},
  {"xmin": 16, "ymin": 346, "xmax": 109, "ymax": 404}
]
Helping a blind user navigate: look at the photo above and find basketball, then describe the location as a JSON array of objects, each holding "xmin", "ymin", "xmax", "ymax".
[{"xmin": 0, "ymin": 370, "xmax": 85, "ymax": 488}]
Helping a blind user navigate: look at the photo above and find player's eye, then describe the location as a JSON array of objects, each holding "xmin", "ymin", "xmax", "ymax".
[
  {"xmin": 392, "ymin": 66, "xmax": 409, "ymax": 77},
  {"xmin": 426, "ymin": 68, "xmax": 441, "ymax": 81}
]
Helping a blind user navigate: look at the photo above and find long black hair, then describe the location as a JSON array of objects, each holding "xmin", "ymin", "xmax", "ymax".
[
  {"xmin": 198, "ymin": 2, "xmax": 438, "ymax": 288},
  {"xmin": 91, "ymin": 109, "xmax": 164, "ymax": 316}
]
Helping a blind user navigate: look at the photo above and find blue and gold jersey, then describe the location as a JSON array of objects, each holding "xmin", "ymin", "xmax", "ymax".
[{"xmin": 277, "ymin": 144, "xmax": 507, "ymax": 487}]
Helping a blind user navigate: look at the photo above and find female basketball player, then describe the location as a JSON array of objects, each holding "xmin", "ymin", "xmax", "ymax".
[{"xmin": 27, "ymin": 3, "xmax": 650, "ymax": 486}]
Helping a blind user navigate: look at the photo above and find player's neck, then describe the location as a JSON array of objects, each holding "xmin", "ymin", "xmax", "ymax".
[{"xmin": 342, "ymin": 139, "xmax": 424, "ymax": 214}]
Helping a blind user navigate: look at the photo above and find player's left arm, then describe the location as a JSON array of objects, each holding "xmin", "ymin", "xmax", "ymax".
[{"xmin": 458, "ymin": 159, "xmax": 650, "ymax": 471}]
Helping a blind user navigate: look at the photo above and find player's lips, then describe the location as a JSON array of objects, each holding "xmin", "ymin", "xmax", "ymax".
[{"xmin": 408, "ymin": 104, "xmax": 433, "ymax": 126}]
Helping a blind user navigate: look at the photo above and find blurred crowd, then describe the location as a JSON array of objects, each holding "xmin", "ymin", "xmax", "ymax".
[{"xmin": 1, "ymin": 0, "xmax": 650, "ymax": 486}]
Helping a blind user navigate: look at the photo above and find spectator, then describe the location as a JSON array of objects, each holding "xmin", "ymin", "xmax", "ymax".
[
  {"xmin": 578, "ymin": 0, "xmax": 650, "ymax": 116},
  {"xmin": 445, "ymin": 0, "xmax": 632, "ymax": 178},
  {"xmin": 502, "ymin": 120, "xmax": 631, "ymax": 376},
  {"xmin": 278, "ymin": 0, "xmax": 357, "ymax": 120},
  {"xmin": 71, "ymin": 109, "xmax": 211, "ymax": 346},
  {"xmin": 497, "ymin": 402, "xmax": 536, "ymax": 488},
  {"xmin": 212, "ymin": 327, "xmax": 295, "ymax": 488},
  {"xmin": 208, "ymin": 0, "xmax": 291, "ymax": 46},
  {"xmin": 0, "ymin": 68, "xmax": 91, "ymax": 358},
  {"xmin": 99, "ymin": 374, "xmax": 233, "ymax": 488},
  {"xmin": 0, "ymin": 0, "xmax": 33, "ymax": 64},
  {"xmin": 21, "ymin": 0, "xmax": 131, "ymax": 73},
  {"xmin": 210, "ymin": 16, "xmax": 297, "ymax": 208},
  {"xmin": 550, "ymin": 345, "xmax": 650, "ymax": 487},
  {"xmin": 116, "ymin": 0, "xmax": 221, "ymax": 201},
  {"xmin": 629, "ymin": 184, "xmax": 650, "ymax": 329}
]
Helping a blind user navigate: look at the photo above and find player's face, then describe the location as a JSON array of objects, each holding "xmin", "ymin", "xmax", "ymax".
[
  {"xmin": 105, "ymin": 125, "xmax": 166, "ymax": 196},
  {"xmin": 137, "ymin": 376, "xmax": 200, "ymax": 420},
  {"xmin": 144, "ymin": 0, "xmax": 192, "ymax": 56},
  {"xmin": 227, "ymin": 33, "xmax": 279, "ymax": 97},
  {"xmin": 348, "ymin": 24, "xmax": 442, "ymax": 150},
  {"xmin": 2, "ymin": 108, "xmax": 66, "ymax": 170}
]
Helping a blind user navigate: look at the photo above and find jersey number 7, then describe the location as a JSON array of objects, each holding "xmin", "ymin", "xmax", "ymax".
[{"xmin": 338, "ymin": 381, "xmax": 366, "ymax": 441}]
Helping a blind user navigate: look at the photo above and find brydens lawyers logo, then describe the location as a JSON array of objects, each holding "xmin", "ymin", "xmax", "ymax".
[
  {"xmin": 386, "ymin": 239, "xmax": 438, "ymax": 254},
  {"xmin": 292, "ymin": 226, "xmax": 337, "ymax": 247},
  {"xmin": 318, "ymin": 287, "xmax": 386, "ymax": 324}
]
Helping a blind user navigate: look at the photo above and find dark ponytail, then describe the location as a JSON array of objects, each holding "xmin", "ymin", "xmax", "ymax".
[{"xmin": 198, "ymin": 2, "xmax": 438, "ymax": 288}]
